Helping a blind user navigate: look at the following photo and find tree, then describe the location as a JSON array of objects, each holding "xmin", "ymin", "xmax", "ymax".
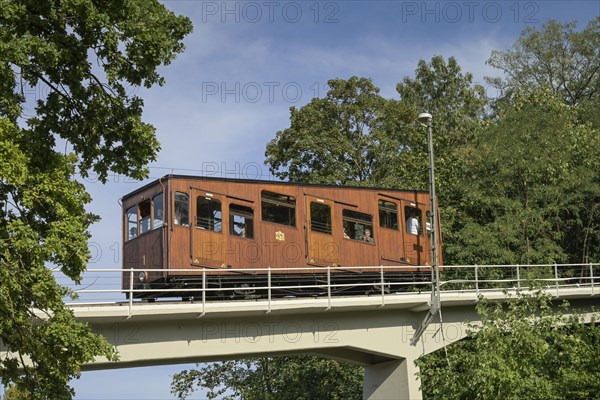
[
  {"xmin": 0, "ymin": 1, "xmax": 192, "ymax": 398},
  {"xmin": 264, "ymin": 59, "xmax": 488, "ymax": 193},
  {"xmin": 419, "ymin": 23, "xmax": 600, "ymax": 396},
  {"xmin": 487, "ymin": 18, "xmax": 600, "ymax": 106},
  {"xmin": 171, "ymin": 356, "xmax": 362, "ymax": 400},
  {"xmin": 417, "ymin": 289, "xmax": 600, "ymax": 399},
  {"xmin": 265, "ymin": 76, "xmax": 387, "ymax": 185},
  {"xmin": 391, "ymin": 56, "xmax": 487, "ymax": 192},
  {"xmin": 475, "ymin": 18, "xmax": 600, "ymax": 265},
  {"xmin": 447, "ymin": 89, "xmax": 600, "ymax": 265}
]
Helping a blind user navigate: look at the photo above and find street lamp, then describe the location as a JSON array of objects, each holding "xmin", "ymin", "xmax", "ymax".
[
  {"xmin": 418, "ymin": 112, "xmax": 439, "ymax": 283},
  {"xmin": 410, "ymin": 112, "xmax": 441, "ymax": 346}
]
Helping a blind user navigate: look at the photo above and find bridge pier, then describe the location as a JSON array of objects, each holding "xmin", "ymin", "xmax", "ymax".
[{"xmin": 363, "ymin": 358, "xmax": 421, "ymax": 400}]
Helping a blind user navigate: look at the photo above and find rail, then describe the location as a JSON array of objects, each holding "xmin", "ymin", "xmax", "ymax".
[{"xmin": 56, "ymin": 263, "xmax": 599, "ymax": 317}]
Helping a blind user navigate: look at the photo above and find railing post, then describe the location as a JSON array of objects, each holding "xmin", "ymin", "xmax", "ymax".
[
  {"xmin": 197, "ymin": 268, "xmax": 207, "ymax": 319},
  {"xmin": 326, "ymin": 265, "xmax": 331, "ymax": 310},
  {"xmin": 201, "ymin": 268, "xmax": 206, "ymax": 317},
  {"xmin": 267, "ymin": 267, "xmax": 272, "ymax": 314},
  {"xmin": 554, "ymin": 263, "xmax": 559, "ymax": 297},
  {"xmin": 475, "ymin": 265, "xmax": 479, "ymax": 296},
  {"xmin": 128, "ymin": 268, "xmax": 134, "ymax": 318},
  {"xmin": 380, "ymin": 264, "xmax": 385, "ymax": 307},
  {"xmin": 516, "ymin": 264, "xmax": 520, "ymax": 291},
  {"xmin": 591, "ymin": 263, "xmax": 595, "ymax": 295}
]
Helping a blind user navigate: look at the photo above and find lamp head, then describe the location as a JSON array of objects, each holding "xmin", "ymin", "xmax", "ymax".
[{"xmin": 417, "ymin": 112, "xmax": 432, "ymax": 126}]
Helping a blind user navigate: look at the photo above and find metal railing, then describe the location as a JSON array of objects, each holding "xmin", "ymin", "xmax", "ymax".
[{"xmin": 57, "ymin": 263, "xmax": 599, "ymax": 316}]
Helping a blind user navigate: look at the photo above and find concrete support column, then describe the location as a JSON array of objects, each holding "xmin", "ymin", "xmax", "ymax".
[{"xmin": 363, "ymin": 358, "xmax": 421, "ymax": 400}]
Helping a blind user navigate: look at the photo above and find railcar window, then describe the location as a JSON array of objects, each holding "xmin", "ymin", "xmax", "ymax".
[
  {"xmin": 378, "ymin": 200, "xmax": 399, "ymax": 230},
  {"xmin": 310, "ymin": 202, "xmax": 332, "ymax": 234},
  {"xmin": 139, "ymin": 199, "xmax": 151, "ymax": 234},
  {"xmin": 230, "ymin": 204, "xmax": 254, "ymax": 239},
  {"xmin": 197, "ymin": 196, "xmax": 222, "ymax": 232},
  {"xmin": 342, "ymin": 209, "xmax": 374, "ymax": 243},
  {"xmin": 174, "ymin": 192, "xmax": 189, "ymax": 226},
  {"xmin": 261, "ymin": 191, "xmax": 296, "ymax": 227},
  {"xmin": 153, "ymin": 193, "xmax": 163, "ymax": 229},
  {"xmin": 126, "ymin": 206, "xmax": 137, "ymax": 240},
  {"xmin": 405, "ymin": 206, "xmax": 422, "ymax": 235}
]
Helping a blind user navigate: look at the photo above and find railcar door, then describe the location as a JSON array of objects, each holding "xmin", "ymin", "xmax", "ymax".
[
  {"xmin": 401, "ymin": 201, "xmax": 428, "ymax": 266},
  {"xmin": 305, "ymin": 195, "xmax": 338, "ymax": 266},
  {"xmin": 377, "ymin": 198, "xmax": 405, "ymax": 264},
  {"xmin": 191, "ymin": 188, "xmax": 227, "ymax": 268}
]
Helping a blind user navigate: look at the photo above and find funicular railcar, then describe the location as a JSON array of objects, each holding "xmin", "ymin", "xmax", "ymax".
[{"xmin": 122, "ymin": 175, "xmax": 441, "ymax": 299}]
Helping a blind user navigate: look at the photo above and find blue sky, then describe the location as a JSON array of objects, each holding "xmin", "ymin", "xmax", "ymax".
[{"xmin": 61, "ymin": 1, "xmax": 600, "ymax": 399}]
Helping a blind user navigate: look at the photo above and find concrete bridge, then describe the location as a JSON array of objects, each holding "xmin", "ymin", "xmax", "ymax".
[{"xmin": 5, "ymin": 264, "xmax": 600, "ymax": 399}]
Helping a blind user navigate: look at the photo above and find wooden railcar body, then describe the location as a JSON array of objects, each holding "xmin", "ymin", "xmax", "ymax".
[{"xmin": 122, "ymin": 175, "xmax": 441, "ymax": 297}]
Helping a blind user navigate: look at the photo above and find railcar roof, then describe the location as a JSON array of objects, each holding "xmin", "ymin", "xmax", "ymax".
[{"xmin": 121, "ymin": 174, "xmax": 428, "ymax": 201}]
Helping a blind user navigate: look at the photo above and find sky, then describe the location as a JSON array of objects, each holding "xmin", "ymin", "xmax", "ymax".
[{"xmin": 22, "ymin": 0, "xmax": 597, "ymax": 399}]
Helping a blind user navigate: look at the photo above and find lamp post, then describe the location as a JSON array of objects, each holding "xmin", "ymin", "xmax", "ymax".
[
  {"xmin": 410, "ymin": 112, "xmax": 441, "ymax": 346},
  {"xmin": 419, "ymin": 112, "xmax": 440, "ymax": 292}
]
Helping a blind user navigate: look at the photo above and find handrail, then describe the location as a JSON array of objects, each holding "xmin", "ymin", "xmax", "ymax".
[{"xmin": 55, "ymin": 263, "xmax": 599, "ymax": 317}]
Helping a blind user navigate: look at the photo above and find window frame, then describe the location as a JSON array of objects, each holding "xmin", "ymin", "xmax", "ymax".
[
  {"xmin": 196, "ymin": 196, "xmax": 223, "ymax": 233},
  {"xmin": 153, "ymin": 193, "xmax": 164, "ymax": 230},
  {"xmin": 174, "ymin": 192, "xmax": 190, "ymax": 226},
  {"xmin": 229, "ymin": 204, "xmax": 254, "ymax": 239},
  {"xmin": 378, "ymin": 199, "xmax": 399, "ymax": 231},
  {"xmin": 310, "ymin": 201, "xmax": 332, "ymax": 235},
  {"xmin": 124, "ymin": 192, "xmax": 165, "ymax": 241},
  {"xmin": 342, "ymin": 209, "xmax": 375, "ymax": 244},
  {"xmin": 261, "ymin": 190, "xmax": 296, "ymax": 227},
  {"xmin": 126, "ymin": 206, "xmax": 138, "ymax": 241},
  {"xmin": 138, "ymin": 199, "xmax": 152, "ymax": 235}
]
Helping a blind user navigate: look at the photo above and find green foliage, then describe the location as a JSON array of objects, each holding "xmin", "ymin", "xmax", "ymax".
[
  {"xmin": 3, "ymin": 385, "xmax": 33, "ymax": 400},
  {"xmin": 0, "ymin": 0, "xmax": 192, "ymax": 398},
  {"xmin": 468, "ymin": 18, "xmax": 600, "ymax": 265},
  {"xmin": 447, "ymin": 88, "xmax": 600, "ymax": 265},
  {"xmin": 487, "ymin": 18, "xmax": 600, "ymax": 106},
  {"xmin": 392, "ymin": 56, "xmax": 487, "ymax": 191},
  {"xmin": 265, "ymin": 57, "xmax": 487, "ymax": 194},
  {"xmin": 265, "ymin": 77, "xmax": 386, "ymax": 185},
  {"xmin": 171, "ymin": 356, "xmax": 362, "ymax": 400},
  {"xmin": 418, "ymin": 290, "xmax": 600, "ymax": 399},
  {"xmin": 0, "ymin": 0, "xmax": 192, "ymax": 181}
]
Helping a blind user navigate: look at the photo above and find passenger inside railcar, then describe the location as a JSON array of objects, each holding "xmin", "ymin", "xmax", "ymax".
[
  {"xmin": 406, "ymin": 208, "xmax": 421, "ymax": 235},
  {"xmin": 343, "ymin": 228, "xmax": 350, "ymax": 239},
  {"xmin": 343, "ymin": 209, "xmax": 374, "ymax": 243}
]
